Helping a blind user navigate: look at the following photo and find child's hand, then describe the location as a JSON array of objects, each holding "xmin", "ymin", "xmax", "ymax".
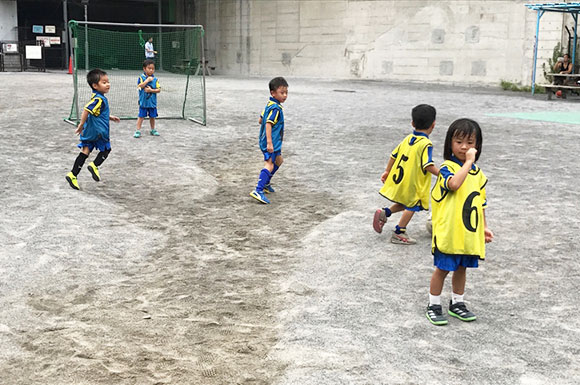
[
  {"xmin": 380, "ymin": 171, "xmax": 389, "ymax": 183},
  {"xmin": 484, "ymin": 227, "xmax": 494, "ymax": 243},
  {"xmin": 110, "ymin": 115, "xmax": 120, "ymax": 123},
  {"xmin": 466, "ymin": 148, "xmax": 477, "ymax": 163},
  {"xmin": 75, "ymin": 123, "xmax": 83, "ymax": 135},
  {"xmin": 147, "ymin": 76, "xmax": 154, "ymax": 82},
  {"xmin": 267, "ymin": 143, "xmax": 274, "ymax": 153}
]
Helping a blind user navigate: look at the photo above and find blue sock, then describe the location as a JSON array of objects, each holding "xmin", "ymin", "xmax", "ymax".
[
  {"xmin": 271, "ymin": 164, "xmax": 280, "ymax": 177},
  {"xmin": 395, "ymin": 225, "xmax": 406, "ymax": 234},
  {"xmin": 256, "ymin": 168, "xmax": 271, "ymax": 192},
  {"xmin": 383, "ymin": 207, "xmax": 392, "ymax": 217}
]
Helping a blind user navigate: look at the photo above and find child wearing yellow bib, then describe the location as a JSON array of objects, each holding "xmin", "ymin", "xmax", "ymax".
[
  {"xmin": 373, "ymin": 104, "xmax": 440, "ymax": 244},
  {"xmin": 426, "ymin": 119, "xmax": 494, "ymax": 326}
]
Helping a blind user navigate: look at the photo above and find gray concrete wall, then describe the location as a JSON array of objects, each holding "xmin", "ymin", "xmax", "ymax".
[
  {"xmin": 197, "ymin": 0, "xmax": 569, "ymax": 86},
  {"xmin": 0, "ymin": 0, "xmax": 18, "ymax": 42}
]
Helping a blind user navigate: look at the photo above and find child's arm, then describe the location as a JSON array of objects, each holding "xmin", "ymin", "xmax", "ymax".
[
  {"xmin": 447, "ymin": 148, "xmax": 477, "ymax": 191},
  {"xmin": 380, "ymin": 157, "xmax": 396, "ymax": 183},
  {"xmin": 425, "ymin": 164, "xmax": 440, "ymax": 176},
  {"xmin": 138, "ymin": 77, "xmax": 154, "ymax": 89},
  {"xmin": 74, "ymin": 109, "xmax": 89, "ymax": 135},
  {"xmin": 483, "ymin": 210, "xmax": 494, "ymax": 243},
  {"xmin": 266, "ymin": 122, "xmax": 274, "ymax": 153},
  {"xmin": 110, "ymin": 115, "xmax": 120, "ymax": 123},
  {"xmin": 145, "ymin": 88, "xmax": 160, "ymax": 94}
]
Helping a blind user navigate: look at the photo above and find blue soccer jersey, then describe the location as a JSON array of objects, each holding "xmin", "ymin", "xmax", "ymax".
[
  {"xmin": 259, "ymin": 97, "xmax": 284, "ymax": 152},
  {"xmin": 80, "ymin": 92, "xmax": 110, "ymax": 142},
  {"xmin": 138, "ymin": 73, "xmax": 160, "ymax": 108}
]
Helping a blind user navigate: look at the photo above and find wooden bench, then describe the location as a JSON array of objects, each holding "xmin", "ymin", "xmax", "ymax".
[{"xmin": 539, "ymin": 84, "xmax": 580, "ymax": 100}]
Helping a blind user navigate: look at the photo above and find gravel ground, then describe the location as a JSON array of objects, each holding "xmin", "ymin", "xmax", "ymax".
[{"xmin": 0, "ymin": 72, "xmax": 579, "ymax": 384}]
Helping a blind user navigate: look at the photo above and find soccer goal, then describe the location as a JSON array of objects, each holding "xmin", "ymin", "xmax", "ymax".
[{"xmin": 66, "ymin": 20, "xmax": 206, "ymax": 125}]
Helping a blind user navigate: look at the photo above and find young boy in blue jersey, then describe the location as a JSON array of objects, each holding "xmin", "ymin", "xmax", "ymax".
[
  {"xmin": 134, "ymin": 59, "xmax": 161, "ymax": 138},
  {"xmin": 373, "ymin": 104, "xmax": 439, "ymax": 244},
  {"xmin": 426, "ymin": 119, "xmax": 494, "ymax": 326},
  {"xmin": 66, "ymin": 68, "xmax": 120, "ymax": 190},
  {"xmin": 250, "ymin": 77, "xmax": 288, "ymax": 204}
]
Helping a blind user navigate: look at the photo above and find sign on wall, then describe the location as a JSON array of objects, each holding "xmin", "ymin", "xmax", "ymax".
[
  {"xmin": 45, "ymin": 25, "xmax": 56, "ymax": 34},
  {"xmin": 49, "ymin": 37, "xmax": 61, "ymax": 45},
  {"xmin": 3, "ymin": 43, "xmax": 18, "ymax": 53},
  {"xmin": 36, "ymin": 36, "xmax": 51, "ymax": 47},
  {"xmin": 25, "ymin": 45, "xmax": 42, "ymax": 60},
  {"xmin": 32, "ymin": 25, "xmax": 43, "ymax": 34}
]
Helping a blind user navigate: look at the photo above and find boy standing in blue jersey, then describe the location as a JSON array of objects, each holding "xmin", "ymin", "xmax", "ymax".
[
  {"xmin": 134, "ymin": 59, "xmax": 161, "ymax": 138},
  {"xmin": 250, "ymin": 77, "xmax": 288, "ymax": 204},
  {"xmin": 373, "ymin": 104, "xmax": 439, "ymax": 244},
  {"xmin": 66, "ymin": 68, "xmax": 120, "ymax": 190}
]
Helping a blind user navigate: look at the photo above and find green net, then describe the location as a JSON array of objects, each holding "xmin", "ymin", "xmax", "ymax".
[{"xmin": 67, "ymin": 21, "xmax": 205, "ymax": 124}]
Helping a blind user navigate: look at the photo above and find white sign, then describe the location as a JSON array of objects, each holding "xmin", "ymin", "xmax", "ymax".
[
  {"xmin": 49, "ymin": 37, "xmax": 61, "ymax": 45},
  {"xmin": 25, "ymin": 45, "xmax": 42, "ymax": 60},
  {"xmin": 45, "ymin": 25, "xmax": 56, "ymax": 34},
  {"xmin": 36, "ymin": 36, "xmax": 51, "ymax": 47},
  {"xmin": 3, "ymin": 43, "xmax": 18, "ymax": 53}
]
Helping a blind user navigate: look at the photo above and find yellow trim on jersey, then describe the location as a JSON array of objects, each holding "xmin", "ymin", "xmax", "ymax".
[
  {"xmin": 431, "ymin": 160, "xmax": 488, "ymax": 259},
  {"xmin": 266, "ymin": 109, "xmax": 279, "ymax": 124},
  {"xmin": 84, "ymin": 94, "xmax": 102, "ymax": 116},
  {"xmin": 378, "ymin": 134, "xmax": 434, "ymax": 210}
]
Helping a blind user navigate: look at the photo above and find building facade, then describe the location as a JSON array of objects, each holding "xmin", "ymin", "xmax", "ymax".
[{"xmin": 196, "ymin": 0, "xmax": 570, "ymax": 86}]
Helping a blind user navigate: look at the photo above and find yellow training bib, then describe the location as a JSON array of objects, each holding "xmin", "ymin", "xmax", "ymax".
[
  {"xmin": 431, "ymin": 160, "xmax": 488, "ymax": 259},
  {"xmin": 379, "ymin": 134, "xmax": 434, "ymax": 210}
]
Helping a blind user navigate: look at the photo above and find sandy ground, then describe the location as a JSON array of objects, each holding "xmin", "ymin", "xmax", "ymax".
[{"xmin": 0, "ymin": 72, "xmax": 579, "ymax": 385}]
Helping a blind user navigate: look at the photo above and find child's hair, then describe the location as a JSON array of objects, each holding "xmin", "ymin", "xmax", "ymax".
[
  {"xmin": 443, "ymin": 118, "xmax": 483, "ymax": 162},
  {"xmin": 411, "ymin": 104, "xmax": 436, "ymax": 130},
  {"xmin": 143, "ymin": 59, "xmax": 155, "ymax": 68},
  {"xmin": 87, "ymin": 68, "xmax": 107, "ymax": 89},
  {"xmin": 269, "ymin": 77, "xmax": 288, "ymax": 92}
]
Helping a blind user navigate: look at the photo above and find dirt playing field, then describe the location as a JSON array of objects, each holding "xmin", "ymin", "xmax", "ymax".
[{"xmin": 0, "ymin": 72, "xmax": 579, "ymax": 385}]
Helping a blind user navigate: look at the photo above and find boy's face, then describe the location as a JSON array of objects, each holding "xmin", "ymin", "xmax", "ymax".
[
  {"xmin": 92, "ymin": 74, "xmax": 110, "ymax": 94},
  {"xmin": 271, "ymin": 86, "xmax": 288, "ymax": 103},
  {"xmin": 144, "ymin": 64, "xmax": 155, "ymax": 76},
  {"xmin": 451, "ymin": 132, "xmax": 476, "ymax": 162}
]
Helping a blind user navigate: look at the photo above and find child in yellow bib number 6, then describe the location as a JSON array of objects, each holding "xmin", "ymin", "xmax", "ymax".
[{"xmin": 426, "ymin": 118, "xmax": 494, "ymax": 326}]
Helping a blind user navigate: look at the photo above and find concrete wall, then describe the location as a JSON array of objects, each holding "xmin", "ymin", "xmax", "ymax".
[
  {"xmin": 0, "ymin": 0, "xmax": 18, "ymax": 41},
  {"xmin": 196, "ymin": 0, "xmax": 571, "ymax": 86}
]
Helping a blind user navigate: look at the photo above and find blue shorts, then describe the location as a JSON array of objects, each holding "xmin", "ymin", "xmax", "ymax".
[
  {"xmin": 433, "ymin": 250, "xmax": 479, "ymax": 271},
  {"xmin": 78, "ymin": 138, "xmax": 111, "ymax": 152},
  {"xmin": 262, "ymin": 150, "xmax": 281, "ymax": 163},
  {"xmin": 139, "ymin": 107, "xmax": 158, "ymax": 118},
  {"xmin": 405, "ymin": 205, "xmax": 423, "ymax": 212}
]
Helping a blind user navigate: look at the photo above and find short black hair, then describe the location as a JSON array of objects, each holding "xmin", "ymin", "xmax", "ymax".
[
  {"xmin": 87, "ymin": 68, "xmax": 107, "ymax": 89},
  {"xmin": 269, "ymin": 77, "xmax": 288, "ymax": 92},
  {"xmin": 443, "ymin": 118, "xmax": 483, "ymax": 162},
  {"xmin": 143, "ymin": 59, "xmax": 155, "ymax": 68},
  {"xmin": 411, "ymin": 104, "xmax": 436, "ymax": 131}
]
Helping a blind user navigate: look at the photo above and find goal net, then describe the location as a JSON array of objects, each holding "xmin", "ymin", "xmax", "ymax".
[{"xmin": 66, "ymin": 20, "xmax": 206, "ymax": 125}]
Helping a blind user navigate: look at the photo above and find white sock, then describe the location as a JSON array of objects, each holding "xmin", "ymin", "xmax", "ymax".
[
  {"xmin": 429, "ymin": 293, "xmax": 440, "ymax": 306},
  {"xmin": 452, "ymin": 292, "xmax": 464, "ymax": 304}
]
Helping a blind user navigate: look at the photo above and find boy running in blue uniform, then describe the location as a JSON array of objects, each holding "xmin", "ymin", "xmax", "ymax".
[
  {"xmin": 66, "ymin": 68, "xmax": 120, "ymax": 190},
  {"xmin": 426, "ymin": 119, "xmax": 494, "ymax": 325},
  {"xmin": 373, "ymin": 104, "xmax": 439, "ymax": 244},
  {"xmin": 250, "ymin": 77, "xmax": 288, "ymax": 204},
  {"xmin": 134, "ymin": 59, "xmax": 161, "ymax": 138}
]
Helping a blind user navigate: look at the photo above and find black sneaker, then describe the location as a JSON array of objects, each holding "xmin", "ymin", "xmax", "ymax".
[
  {"xmin": 448, "ymin": 301, "xmax": 477, "ymax": 322},
  {"xmin": 426, "ymin": 304, "xmax": 448, "ymax": 325}
]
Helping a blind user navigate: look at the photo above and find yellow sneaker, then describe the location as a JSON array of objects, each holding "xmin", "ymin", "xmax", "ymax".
[
  {"xmin": 87, "ymin": 162, "xmax": 100, "ymax": 181},
  {"xmin": 65, "ymin": 172, "xmax": 80, "ymax": 190}
]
